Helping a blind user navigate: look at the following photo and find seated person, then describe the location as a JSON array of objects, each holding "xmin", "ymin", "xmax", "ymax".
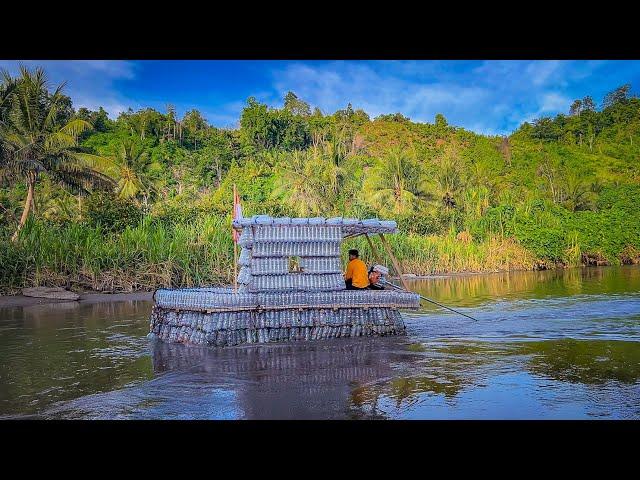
[
  {"xmin": 368, "ymin": 264, "xmax": 388, "ymax": 290},
  {"xmin": 344, "ymin": 249, "xmax": 369, "ymax": 290}
]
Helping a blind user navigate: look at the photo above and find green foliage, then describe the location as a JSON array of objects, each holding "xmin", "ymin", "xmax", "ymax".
[
  {"xmin": 2, "ymin": 67, "xmax": 640, "ymax": 292},
  {"xmin": 83, "ymin": 192, "xmax": 142, "ymax": 233},
  {"xmin": 0, "ymin": 214, "xmax": 235, "ymax": 293},
  {"xmin": 239, "ymin": 96, "xmax": 312, "ymax": 152}
]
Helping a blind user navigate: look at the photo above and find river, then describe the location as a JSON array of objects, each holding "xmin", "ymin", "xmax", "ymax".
[{"xmin": 1, "ymin": 266, "xmax": 639, "ymax": 419}]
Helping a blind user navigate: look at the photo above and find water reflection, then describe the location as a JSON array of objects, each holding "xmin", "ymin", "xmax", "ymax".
[
  {"xmin": 150, "ymin": 337, "xmax": 404, "ymax": 419},
  {"xmin": 0, "ymin": 300, "xmax": 152, "ymax": 418},
  {"xmin": 406, "ymin": 266, "xmax": 640, "ymax": 308},
  {"xmin": 346, "ymin": 339, "xmax": 640, "ymax": 419},
  {"xmin": 520, "ymin": 339, "xmax": 640, "ymax": 385},
  {"xmin": 0, "ymin": 266, "xmax": 639, "ymax": 419},
  {"xmin": 345, "ymin": 341, "xmax": 511, "ymax": 418}
]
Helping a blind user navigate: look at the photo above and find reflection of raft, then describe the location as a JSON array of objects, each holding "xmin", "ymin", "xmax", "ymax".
[{"xmin": 149, "ymin": 216, "xmax": 420, "ymax": 347}]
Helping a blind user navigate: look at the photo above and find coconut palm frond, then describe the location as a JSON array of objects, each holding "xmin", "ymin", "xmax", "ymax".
[
  {"xmin": 71, "ymin": 152, "xmax": 118, "ymax": 175},
  {"xmin": 58, "ymin": 118, "xmax": 92, "ymax": 138}
]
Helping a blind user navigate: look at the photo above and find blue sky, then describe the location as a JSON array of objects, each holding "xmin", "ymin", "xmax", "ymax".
[{"xmin": 1, "ymin": 60, "xmax": 639, "ymax": 135}]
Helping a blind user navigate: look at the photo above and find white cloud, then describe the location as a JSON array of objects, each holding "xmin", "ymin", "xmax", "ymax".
[
  {"xmin": 525, "ymin": 60, "xmax": 562, "ymax": 86},
  {"xmin": 272, "ymin": 62, "xmax": 489, "ymax": 125},
  {"xmin": 268, "ymin": 60, "xmax": 627, "ymax": 135},
  {"xmin": 538, "ymin": 92, "xmax": 571, "ymax": 113},
  {"xmin": 0, "ymin": 60, "xmax": 138, "ymax": 118}
]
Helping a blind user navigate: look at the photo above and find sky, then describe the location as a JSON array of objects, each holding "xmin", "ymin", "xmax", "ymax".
[{"xmin": 1, "ymin": 60, "xmax": 639, "ymax": 136}]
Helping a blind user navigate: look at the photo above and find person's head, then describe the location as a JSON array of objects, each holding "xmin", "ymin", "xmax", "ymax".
[
  {"xmin": 369, "ymin": 264, "xmax": 388, "ymax": 283},
  {"xmin": 369, "ymin": 269, "xmax": 381, "ymax": 283},
  {"xmin": 348, "ymin": 249, "xmax": 359, "ymax": 261}
]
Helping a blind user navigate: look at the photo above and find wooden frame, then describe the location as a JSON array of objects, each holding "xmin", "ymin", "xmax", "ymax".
[{"xmin": 363, "ymin": 233, "xmax": 410, "ymax": 291}]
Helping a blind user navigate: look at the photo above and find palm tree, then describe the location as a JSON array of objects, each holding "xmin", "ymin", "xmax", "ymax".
[
  {"xmin": 0, "ymin": 71, "xmax": 17, "ymax": 125},
  {"xmin": 271, "ymin": 149, "xmax": 343, "ymax": 216},
  {"xmin": 108, "ymin": 138, "xmax": 156, "ymax": 209},
  {"xmin": 0, "ymin": 65, "xmax": 115, "ymax": 241},
  {"xmin": 363, "ymin": 147, "xmax": 421, "ymax": 215},
  {"xmin": 420, "ymin": 141, "xmax": 464, "ymax": 211}
]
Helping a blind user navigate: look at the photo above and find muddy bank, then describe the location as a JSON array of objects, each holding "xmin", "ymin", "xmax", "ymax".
[{"xmin": 0, "ymin": 291, "xmax": 154, "ymax": 308}]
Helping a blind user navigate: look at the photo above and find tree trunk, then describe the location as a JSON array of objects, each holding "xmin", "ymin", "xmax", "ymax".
[{"xmin": 11, "ymin": 177, "xmax": 35, "ymax": 242}]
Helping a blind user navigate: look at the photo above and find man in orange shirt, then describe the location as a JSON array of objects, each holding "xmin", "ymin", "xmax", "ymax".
[{"xmin": 344, "ymin": 249, "xmax": 369, "ymax": 289}]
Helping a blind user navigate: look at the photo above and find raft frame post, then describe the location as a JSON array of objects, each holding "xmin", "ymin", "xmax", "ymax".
[{"xmin": 378, "ymin": 233, "xmax": 410, "ymax": 291}]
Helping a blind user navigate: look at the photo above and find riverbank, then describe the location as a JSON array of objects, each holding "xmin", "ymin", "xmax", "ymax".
[
  {"xmin": 0, "ymin": 291, "xmax": 154, "ymax": 308},
  {"xmin": 0, "ymin": 272, "xmax": 496, "ymax": 306},
  {"xmin": 0, "ymin": 268, "xmax": 574, "ymax": 307}
]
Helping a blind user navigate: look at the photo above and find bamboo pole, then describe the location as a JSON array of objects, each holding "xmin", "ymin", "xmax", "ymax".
[
  {"xmin": 378, "ymin": 233, "xmax": 410, "ymax": 291},
  {"xmin": 365, "ymin": 234, "xmax": 384, "ymax": 266},
  {"xmin": 233, "ymin": 242, "xmax": 238, "ymax": 292},
  {"xmin": 233, "ymin": 183, "xmax": 238, "ymax": 292}
]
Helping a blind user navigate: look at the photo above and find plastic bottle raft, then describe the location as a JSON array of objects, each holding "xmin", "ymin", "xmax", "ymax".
[{"xmin": 149, "ymin": 216, "xmax": 420, "ymax": 347}]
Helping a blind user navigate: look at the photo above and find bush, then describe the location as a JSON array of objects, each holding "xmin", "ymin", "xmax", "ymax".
[
  {"xmin": 83, "ymin": 192, "xmax": 142, "ymax": 233},
  {"xmin": 514, "ymin": 220, "xmax": 567, "ymax": 261},
  {"xmin": 396, "ymin": 212, "xmax": 441, "ymax": 236},
  {"xmin": 470, "ymin": 205, "xmax": 515, "ymax": 239}
]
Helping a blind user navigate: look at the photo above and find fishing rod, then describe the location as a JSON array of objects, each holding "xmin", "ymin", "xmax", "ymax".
[{"xmin": 380, "ymin": 279, "xmax": 478, "ymax": 321}]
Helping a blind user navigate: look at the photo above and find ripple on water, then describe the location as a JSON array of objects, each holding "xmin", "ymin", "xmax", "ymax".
[{"xmin": 1, "ymin": 266, "xmax": 640, "ymax": 419}]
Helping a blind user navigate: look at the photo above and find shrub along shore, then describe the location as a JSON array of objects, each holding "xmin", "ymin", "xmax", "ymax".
[{"xmin": 1, "ymin": 204, "xmax": 638, "ymax": 295}]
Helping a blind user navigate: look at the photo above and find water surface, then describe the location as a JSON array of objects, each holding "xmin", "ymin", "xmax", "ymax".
[{"xmin": 1, "ymin": 266, "xmax": 639, "ymax": 419}]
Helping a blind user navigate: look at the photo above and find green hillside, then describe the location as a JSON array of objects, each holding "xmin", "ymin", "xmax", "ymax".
[{"xmin": 1, "ymin": 67, "xmax": 639, "ymax": 293}]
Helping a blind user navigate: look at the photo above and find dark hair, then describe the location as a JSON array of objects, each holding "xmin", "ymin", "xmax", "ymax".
[{"xmin": 348, "ymin": 249, "xmax": 359, "ymax": 257}]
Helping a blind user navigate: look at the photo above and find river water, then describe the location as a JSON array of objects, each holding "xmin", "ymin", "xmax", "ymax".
[{"xmin": 1, "ymin": 266, "xmax": 639, "ymax": 419}]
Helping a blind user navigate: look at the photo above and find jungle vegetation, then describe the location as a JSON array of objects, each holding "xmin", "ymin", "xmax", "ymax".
[{"xmin": 1, "ymin": 66, "xmax": 639, "ymax": 293}]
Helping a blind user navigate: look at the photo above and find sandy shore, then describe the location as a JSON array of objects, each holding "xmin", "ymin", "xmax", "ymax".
[{"xmin": 0, "ymin": 291, "xmax": 154, "ymax": 308}]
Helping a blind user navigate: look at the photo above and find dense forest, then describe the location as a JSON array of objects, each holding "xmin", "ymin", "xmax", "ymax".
[{"xmin": 1, "ymin": 65, "xmax": 639, "ymax": 293}]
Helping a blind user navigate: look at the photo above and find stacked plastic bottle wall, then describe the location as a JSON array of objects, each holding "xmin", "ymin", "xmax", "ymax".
[
  {"xmin": 154, "ymin": 288, "xmax": 420, "ymax": 311},
  {"xmin": 149, "ymin": 304, "xmax": 406, "ymax": 347},
  {"xmin": 151, "ymin": 217, "xmax": 418, "ymax": 347}
]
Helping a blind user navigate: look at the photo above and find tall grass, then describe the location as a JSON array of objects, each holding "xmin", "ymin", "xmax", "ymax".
[
  {"xmin": 0, "ymin": 215, "xmax": 235, "ymax": 294},
  {"xmin": 3, "ymin": 213, "xmax": 628, "ymax": 294},
  {"xmin": 344, "ymin": 231, "xmax": 536, "ymax": 276}
]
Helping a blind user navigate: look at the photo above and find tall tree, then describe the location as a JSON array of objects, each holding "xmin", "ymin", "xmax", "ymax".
[
  {"xmin": 581, "ymin": 96, "xmax": 596, "ymax": 112},
  {"xmin": 603, "ymin": 84, "xmax": 632, "ymax": 109},
  {"xmin": 283, "ymin": 91, "xmax": 311, "ymax": 116},
  {"xmin": 499, "ymin": 136, "xmax": 512, "ymax": 166},
  {"xmin": 182, "ymin": 109, "xmax": 208, "ymax": 148},
  {"xmin": 0, "ymin": 66, "xmax": 115, "ymax": 240},
  {"xmin": 0, "ymin": 72, "xmax": 18, "ymax": 167},
  {"xmin": 569, "ymin": 99, "xmax": 582, "ymax": 116}
]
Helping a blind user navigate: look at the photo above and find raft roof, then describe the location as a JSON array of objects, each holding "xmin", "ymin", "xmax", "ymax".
[{"xmin": 232, "ymin": 215, "xmax": 399, "ymax": 237}]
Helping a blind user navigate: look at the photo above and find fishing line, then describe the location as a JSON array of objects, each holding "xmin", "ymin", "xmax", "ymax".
[{"xmin": 381, "ymin": 279, "xmax": 479, "ymax": 322}]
